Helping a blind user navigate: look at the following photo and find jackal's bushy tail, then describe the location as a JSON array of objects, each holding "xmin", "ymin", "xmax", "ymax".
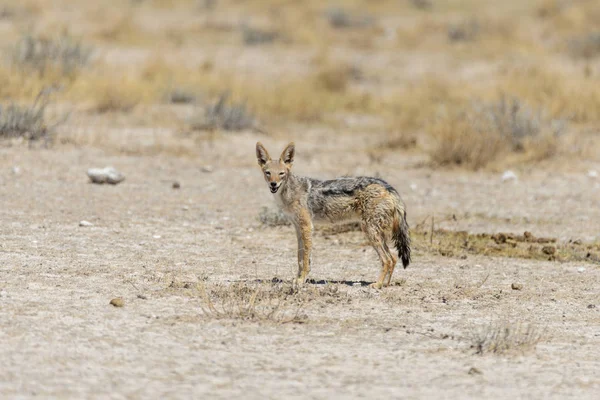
[{"xmin": 392, "ymin": 200, "xmax": 411, "ymax": 268}]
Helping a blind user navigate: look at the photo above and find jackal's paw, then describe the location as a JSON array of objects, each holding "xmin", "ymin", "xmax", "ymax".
[
  {"xmin": 369, "ymin": 282, "xmax": 383, "ymax": 289},
  {"xmin": 293, "ymin": 277, "xmax": 306, "ymax": 288}
]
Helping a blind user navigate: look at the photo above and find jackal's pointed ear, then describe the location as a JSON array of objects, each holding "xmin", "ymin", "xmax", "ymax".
[
  {"xmin": 279, "ymin": 142, "xmax": 295, "ymax": 166},
  {"xmin": 256, "ymin": 142, "xmax": 271, "ymax": 167}
]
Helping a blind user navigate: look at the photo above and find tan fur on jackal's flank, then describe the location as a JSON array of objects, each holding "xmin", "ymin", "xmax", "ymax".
[{"xmin": 256, "ymin": 142, "xmax": 411, "ymax": 289}]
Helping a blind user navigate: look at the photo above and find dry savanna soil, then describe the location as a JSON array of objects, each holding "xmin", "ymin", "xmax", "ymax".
[{"xmin": 1, "ymin": 0, "xmax": 600, "ymax": 398}]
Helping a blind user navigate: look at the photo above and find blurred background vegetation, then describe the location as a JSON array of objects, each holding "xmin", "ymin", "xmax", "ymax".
[{"xmin": 0, "ymin": 0, "xmax": 599, "ymax": 168}]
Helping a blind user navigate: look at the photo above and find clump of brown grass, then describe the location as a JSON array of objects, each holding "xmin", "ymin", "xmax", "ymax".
[
  {"xmin": 199, "ymin": 283, "xmax": 307, "ymax": 323},
  {"xmin": 428, "ymin": 96, "xmax": 565, "ymax": 169},
  {"xmin": 96, "ymin": 12, "xmax": 149, "ymax": 45},
  {"xmin": 313, "ymin": 62, "xmax": 361, "ymax": 93},
  {"xmin": 469, "ymin": 321, "xmax": 543, "ymax": 355},
  {"xmin": 85, "ymin": 77, "xmax": 144, "ymax": 113},
  {"xmin": 500, "ymin": 67, "xmax": 600, "ymax": 124}
]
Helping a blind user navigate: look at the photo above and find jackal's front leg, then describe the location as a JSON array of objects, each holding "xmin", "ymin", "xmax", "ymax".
[{"xmin": 293, "ymin": 208, "xmax": 313, "ymax": 286}]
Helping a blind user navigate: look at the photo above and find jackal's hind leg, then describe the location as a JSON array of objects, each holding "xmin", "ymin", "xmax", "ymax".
[
  {"xmin": 364, "ymin": 225, "xmax": 393, "ymax": 289},
  {"xmin": 384, "ymin": 244, "xmax": 398, "ymax": 287}
]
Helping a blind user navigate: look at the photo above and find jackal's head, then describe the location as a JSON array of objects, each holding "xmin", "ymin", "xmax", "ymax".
[{"xmin": 256, "ymin": 142, "xmax": 294, "ymax": 194}]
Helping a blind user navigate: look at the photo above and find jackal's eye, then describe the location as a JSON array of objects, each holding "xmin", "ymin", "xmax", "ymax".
[
  {"xmin": 265, "ymin": 171, "xmax": 271, "ymax": 177},
  {"xmin": 279, "ymin": 172, "xmax": 285, "ymax": 177}
]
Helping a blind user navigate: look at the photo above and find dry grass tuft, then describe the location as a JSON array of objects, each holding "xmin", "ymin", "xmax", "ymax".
[
  {"xmin": 258, "ymin": 206, "xmax": 290, "ymax": 227},
  {"xmin": 428, "ymin": 96, "xmax": 565, "ymax": 169},
  {"xmin": 0, "ymin": 88, "xmax": 61, "ymax": 144},
  {"xmin": 469, "ymin": 321, "xmax": 543, "ymax": 355},
  {"xmin": 199, "ymin": 283, "xmax": 307, "ymax": 323},
  {"xmin": 91, "ymin": 82, "xmax": 143, "ymax": 114},
  {"xmin": 241, "ymin": 23, "xmax": 281, "ymax": 46},
  {"xmin": 191, "ymin": 92, "xmax": 257, "ymax": 131},
  {"xmin": 325, "ymin": 7, "xmax": 374, "ymax": 29},
  {"xmin": 12, "ymin": 32, "xmax": 93, "ymax": 79}
]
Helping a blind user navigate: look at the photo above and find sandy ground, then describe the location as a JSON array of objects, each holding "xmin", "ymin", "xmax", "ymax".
[{"xmin": 1, "ymin": 133, "xmax": 599, "ymax": 399}]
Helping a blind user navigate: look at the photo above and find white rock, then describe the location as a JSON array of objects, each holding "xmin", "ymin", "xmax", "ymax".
[
  {"xmin": 79, "ymin": 220, "xmax": 93, "ymax": 227},
  {"xmin": 202, "ymin": 165, "xmax": 214, "ymax": 173},
  {"xmin": 410, "ymin": 183, "xmax": 418, "ymax": 191},
  {"xmin": 12, "ymin": 166, "xmax": 21, "ymax": 175},
  {"xmin": 153, "ymin": 235, "xmax": 161, "ymax": 239},
  {"xmin": 87, "ymin": 167, "xmax": 125, "ymax": 184},
  {"xmin": 588, "ymin": 170, "xmax": 598, "ymax": 179},
  {"xmin": 0, "ymin": 290, "xmax": 7, "ymax": 298},
  {"xmin": 577, "ymin": 267, "xmax": 586, "ymax": 273},
  {"xmin": 502, "ymin": 170, "xmax": 518, "ymax": 182}
]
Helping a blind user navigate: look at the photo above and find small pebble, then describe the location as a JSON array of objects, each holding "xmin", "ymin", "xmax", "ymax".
[
  {"xmin": 137, "ymin": 294, "xmax": 148, "ymax": 300},
  {"xmin": 511, "ymin": 283, "xmax": 523, "ymax": 290},
  {"xmin": 202, "ymin": 165, "xmax": 214, "ymax": 173},
  {"xmin": 110, "ymin": 298, "xmax": 124, "ymax": 307},
  {"xmin": 502, "ymin": 170, "xmax": 518, "ymax": 182},
  {"xmin": 588, "ymin": 170, "xmax": 598, "ymax": 179},
  {"xmin": 79, "ymin": 220, "xmax": 93, "ymax": 227},
  {"xmin": 0, "ymin": 290, "xmax": 7, "ymax": 298},
  {"xmin": 468, "ymin": 367, "xmax": 483, "ymax": 375},
  {"xmin": 12, "ymin": 166, "xmax": 21, "ymax": 175},
  {"xmin": 172, "ymin": 181, "xmax": 181, "ymax": 189},
  {"xmin": 87, "ymin": 167, "xmax": 125, "ymax": 185},
  {"xmin": 153, "ymin": 235, "xmax": 161, "ymax": 239},
  {"xmin": 577, "ymin": 267, "xmax": 586, "ymax": 273}
]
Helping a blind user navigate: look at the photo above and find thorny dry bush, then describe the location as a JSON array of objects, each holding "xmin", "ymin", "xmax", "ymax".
[
  {"xmin": 469, "ymin": 321, "xmax": 543, "ymax": 355},
  {"xmin": 190, "ymin": 92, "xmax": 256, "ymax": 131},
  {"xmin": 12, "ymin": 33, "xmax": 92, "ymax": 78}
]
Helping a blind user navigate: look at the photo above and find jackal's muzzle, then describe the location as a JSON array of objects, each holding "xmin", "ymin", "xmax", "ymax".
[{"xmin": 269, "ymin": 182, "xmax": 280, "ymax": 193}]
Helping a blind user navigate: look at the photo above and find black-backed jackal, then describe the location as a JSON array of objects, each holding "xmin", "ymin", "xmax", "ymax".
[{"xmin": 256, "ymin": 142, "xmax": 411, "ymax": 289}]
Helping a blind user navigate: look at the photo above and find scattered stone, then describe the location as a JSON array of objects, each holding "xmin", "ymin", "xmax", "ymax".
[
  {"xmin": 153, "ymin": 235, "xmax": 161, "ymax": 239},
  {"xmin": 468, "ymin": 367, "xmax": 483, "ymax": 375},
  {"xmin": 12, "ymin": 166, "xmax": 21, "ymax": 175},
  {"xmin": 409, "ymin": 183, "xmax": 418, "ymax": 191},
  {"xmin": 87, "ymin": 167, "xmax": 125, "ymax": 185},
  {"xmin": 588, "ymin": 304, "xmax": 596, "ymax": 309},
  {"xmin": 79, "ymin": 220, "xmax": 93, "ymax": 227},
  {"xmin": 588, "ymin": 170, "xmax": 598, "ymax": 179},
  {"xmin": 542, "ymin": 246, "xmax": 556, "ymax": 255},
  {"xmin": 202, "ymin": 165, "xmax": 214, "ymax": 173},
  {"xmin": 182, "ymin": 205, "xmax": 189, "ymax": 211},
  {"xmin": 172, "ymin": 181, "xmax": 181, "ymax": 189},
  {"xmin": 137, "ymin": 294, "xmax": 148, "ymax": 300},
  {"xmin": 109, "ymin": 298, "xmax": 124, "ymax": 307},
  {"xmin": 577, "ymin": 267, "xmax": 586, "ymax": 273},
  {"xmin": 0, "ymin": 290, "xmax": 7, "ymax": 298},
  {"xmin": 501, "ymin": 170, "xmax": 518, "ymax": 182},
  {"xmin": 511, "ymin": 283, "xmax": 523, "ymax": 290}
]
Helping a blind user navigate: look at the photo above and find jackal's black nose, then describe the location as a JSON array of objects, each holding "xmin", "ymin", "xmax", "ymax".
[{"xmin": 270, "ymin": 182, "xmax": 277, "ymax": 188}]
